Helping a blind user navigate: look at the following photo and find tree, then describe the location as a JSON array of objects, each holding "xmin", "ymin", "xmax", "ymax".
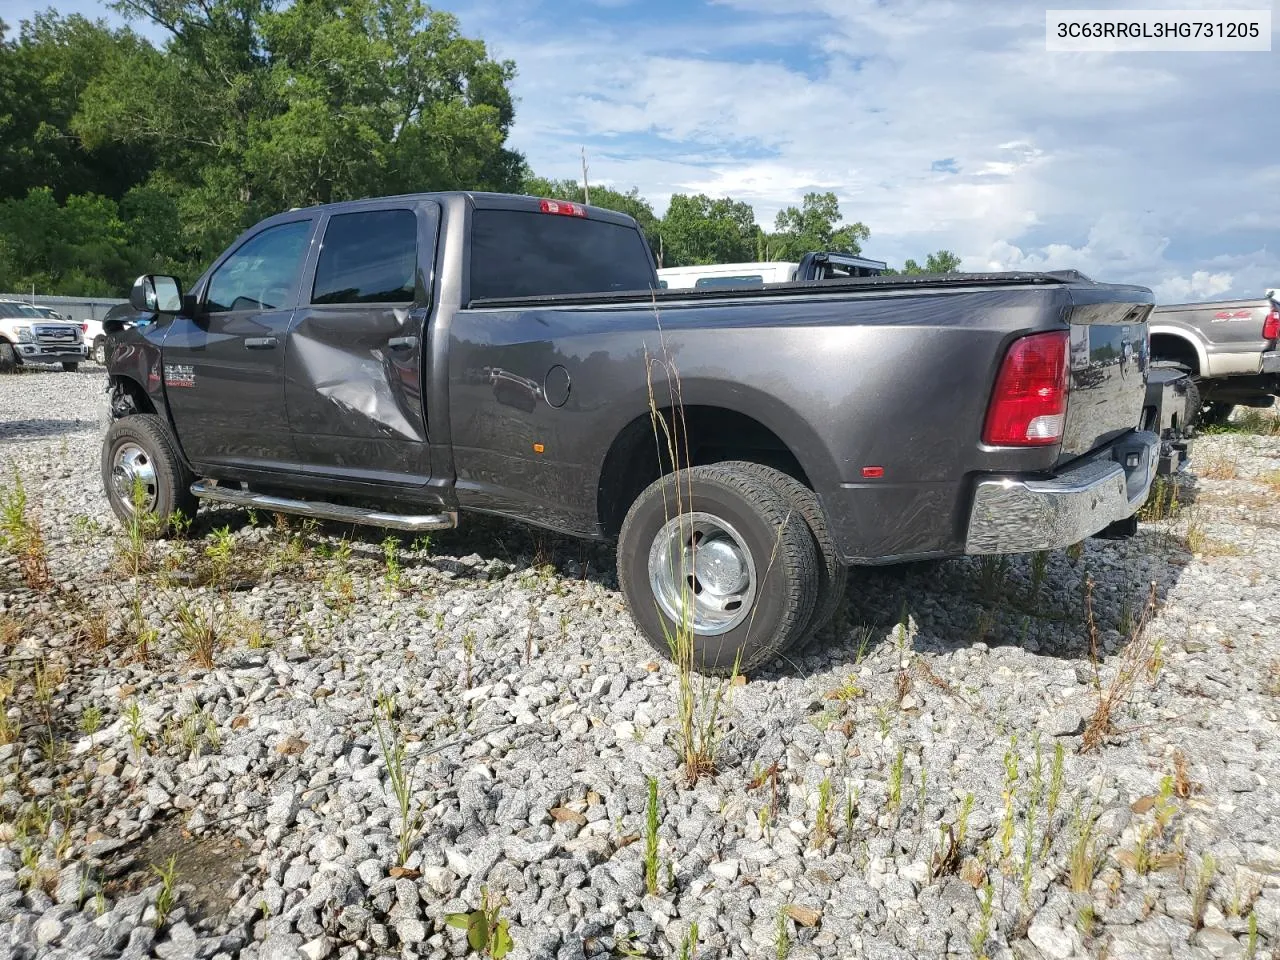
[
  {"xmin": 0, "ymin": 0, "xmax": 525, "ymax": 295},
  {"xmin": 77, "ymin": 0, "xmax": 522, "ymax": 259},
  {"xmin": 659, "ymin": 194, "xmax": 758, "ymax": 267},
  {"xmin": 0, "ymin": 14, "xmax": 155, "ymax": 203},
  {"xmin": 771, "ymin": 192, "xmax": 869, "ymax": 261},
  {"xmin": 899, "ymin": 250, "xmax": 962, "ymax": 275}
]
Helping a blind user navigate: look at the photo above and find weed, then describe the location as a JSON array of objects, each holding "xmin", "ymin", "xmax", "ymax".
[
  {"xmin": 644, "ymin": 777, "xmax": 660, "ymax": 896},
  {"xmin": 677, "ymin": 921, "xmax": 699, "ymax": 960},
  {"xmin": 1191, "ymin": 853, "xmax": 1216, "ymax": 930},
  {"xmin": 825, "ymin": 675, "xmax": 864, "ymax": 704},
  {"xmin": 998, "ymin": 735, "xmax": 1019, "ymax": 865},
  {"xmin": 445, "ymin": 886, "xmax": 513, "ymax": 958},
  {"xmin": 843, "ymin": 789, "xmax": 857, "ymax": 841},
  {"xmin": 0, "ymin": 469, "xmax": 51, "ymax": 589},
  {"xmin": 125, "ymin": 700, "xmax": 146, "ymax": 762},
  {"xmin": 1245, "ymin": 911, "xmax": 1258, "ymax": 959},
  {"xmin": 970, "ymin": 881, "xmax": 995, "ymax": 960},
  {"xmin": 851, "ymin": 624, "xmax": 875, "ymax": 664},
  {"xmin": 373, "ymin": 695, "xmax": 425, "ymax": 867},
  {"xmin": 812, "ymin": 777, "xmax": 834, "ymax": 849},
  {"xmin": 978, "ymin": 554, "xmax": 1010, "ymax": 601},
  {"xmin": 886, "ymin": 747, "xmax": 905, "ymax": 813},
  {"xmin": 1082, "ymin": 581, "xmax": 1161, "ymax": 753},
  {"xmin": 1046, "ymin": 741, "xmax": 1065, "ymax": 823},
  {"xmin": 1068, "ymin": 807, "xmax": 1099, "ymax": 893},
  {"xmin": 462, "ymin": 631, "xmax": 477, "ymax": 689},
  {"xmin": 203, "ymin": 526, "xmax": 235, "ymax": 585},
  {"xmin": 175, "ymin": 597, "xmax": 222, "ymax": 669},
  {"xmin": 1147, "ymin": 635, "xmax": 1166, "ymax": 684},
  {"xmin": 1077, "ymin": 904, "xmax": 1096, "ymax": 938},
  {"xmin": 0, "ymin": 676, "xmax": 19, "ymax": 745},
  {"xmin": 774, "ymin": 907, "xmax": 791, "ymax": 959},
  {"xmin": 383, "ymin": 535, "xmax": 403, "ymax": 592},
  {"xmin": 74, "ymin": 610, "xmax": 111, "ymax": 650},
  {"xmin": 1199, "ymin": 455, "xmax": 1239, "ymax": 480},
  {"xmin": 1029, "ymin": 550, "xmax": 1049, "ymax": 600},
  {"xmin": 152, "ymin": 855, "xmax": 177, "ymax": 928},
  {"xmin": 79, "ymin": 704, "xmax": 103, "ymax": 738}
]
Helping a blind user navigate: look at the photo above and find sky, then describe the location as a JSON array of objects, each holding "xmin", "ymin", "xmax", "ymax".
[{"xmin": 2, "ymin": 0, "xmax": 1278, "ymax": 302}]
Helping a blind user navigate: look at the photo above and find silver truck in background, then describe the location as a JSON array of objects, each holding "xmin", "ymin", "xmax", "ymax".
[{"xmin": 1149, "ymin": 296, "xmax": 1280, "ymax": 425}]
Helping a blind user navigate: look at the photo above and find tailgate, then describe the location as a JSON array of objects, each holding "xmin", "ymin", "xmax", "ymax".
[{"xmin": 1059, "ymin": 288, "xmax": 1153, "ymax": 462}]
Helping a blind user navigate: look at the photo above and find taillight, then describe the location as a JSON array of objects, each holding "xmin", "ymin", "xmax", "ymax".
[
  {"xmin": 80, "ymin": 323, "xmax": 88, "ymax": 333},
  {"xmin": 1263, "ymin": 307, "xmax": 1279, "ymax": 341},
  {"xmin": 983, "ymin": 330, "xmax": 1071, "ymax": 447},
  {"xmin": 539, "ymin": 198, "xmax": 586, "ymax": 217}
]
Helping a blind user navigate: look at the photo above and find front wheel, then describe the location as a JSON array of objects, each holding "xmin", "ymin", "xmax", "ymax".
[
  {"xmin": 0, "ymin": 342, "xmax": 16, "ymax": 373},
  {"xmin": 93, "ymin": 338, "xmax": 107, "ymax": 365},
  {"xmin": 617, "ymin": 464, "xmax": 819, "ymax": 675},
  {"xmin": 62, "ymin": 362, "xmax": 80, "ymax": 372},
  {"xmin": 101, "ymin": 414, "xmax": 198, "ymax": 535}
]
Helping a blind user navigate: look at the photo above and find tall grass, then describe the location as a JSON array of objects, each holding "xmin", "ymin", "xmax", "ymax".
[
  {"xmin": 0, "ymin": 468, "xmax": 51, "ymax": 589},
  {"xmin": 643, "ymin": 337, "xmax": 740, "ymax": 785}
]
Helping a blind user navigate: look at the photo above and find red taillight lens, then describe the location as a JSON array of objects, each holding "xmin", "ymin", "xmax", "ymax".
[
  {"xmin": 539, "ymin": 198, "xmax": 586, "ymax": 217},
  {"xmin": 983, "ymin": 330, "xmax": 1070, "ymax": 447},
  {"xmin": 1263, "ymin": 308, "xmax": 1279, "ymax": 341}
]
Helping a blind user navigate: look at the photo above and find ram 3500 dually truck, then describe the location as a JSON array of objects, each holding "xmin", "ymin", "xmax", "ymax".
[{"xmin": 103, "ymin": 191, "xmax": 1171, "ymax": 673}]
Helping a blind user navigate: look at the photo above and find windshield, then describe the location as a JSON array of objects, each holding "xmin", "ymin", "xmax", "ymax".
[{"xmin": 0, "ymin": 303, "xmax": 30, "ymax": 319}]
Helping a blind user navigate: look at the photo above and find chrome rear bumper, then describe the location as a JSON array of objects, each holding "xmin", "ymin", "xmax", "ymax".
[{"xmin": 965, "ymin": 431, "xmax": 1160, "ymax": 555}]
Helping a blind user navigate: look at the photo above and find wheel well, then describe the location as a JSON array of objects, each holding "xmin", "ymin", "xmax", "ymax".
[
  {"xmin": 1149, "ymin": 333, "xmax": 1199, "ymax": 375},
  {"xmin": 109, "ymin": 375, "xmax": 158, "ymax": 418},
  {"xmin": 597, "ymin": 406, "xmax": 809, "ymax": 536}
]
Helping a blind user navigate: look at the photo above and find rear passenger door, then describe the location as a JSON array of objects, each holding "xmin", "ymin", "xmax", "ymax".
[{"xmin": 285, "ymin": 200, "xmax": 438, "ymax": 484}]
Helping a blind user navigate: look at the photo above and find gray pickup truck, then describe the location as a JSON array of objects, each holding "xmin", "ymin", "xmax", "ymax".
[
  {"xmin": 103, "ymin": 191, "xmax": 1172, "ymax": 673},
  {"xmin": 1149, "ymin": 296, "xmax": 1280, "ymax": 424}
]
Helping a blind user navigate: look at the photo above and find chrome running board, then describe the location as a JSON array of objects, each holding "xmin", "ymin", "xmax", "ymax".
[{"xmin": 190, "ymin": 481, "xmax": 457, "ymax": 533}]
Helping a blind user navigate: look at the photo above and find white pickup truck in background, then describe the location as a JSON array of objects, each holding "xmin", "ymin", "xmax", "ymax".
[
  {"xmin": 657, "ymin": 251, "xmax": 888, "ymax": 289},
  {"xmin": 0, "ymin": 299, "xmax": 87, "ymax": 372}
]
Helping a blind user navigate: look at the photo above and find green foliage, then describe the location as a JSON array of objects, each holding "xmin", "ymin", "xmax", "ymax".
[
  {"xmin": 445, "ymin": 886, "xmax": 513, "ymax": 958},
  {"xmin": 771, "ymin": 191, "xmax": 869, "ymax": 261},
  {"xmin": 660, "ymin": 193, "xmax": 759, "ymax": 267},
  {"xmin": 0, "ymin": 0, "xmax": 522, "ymax": 295}
]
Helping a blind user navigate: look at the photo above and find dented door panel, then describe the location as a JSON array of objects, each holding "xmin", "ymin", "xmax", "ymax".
[{"xmin": 283, "ymin": 201, "xmax": 439, "ymax": 484}]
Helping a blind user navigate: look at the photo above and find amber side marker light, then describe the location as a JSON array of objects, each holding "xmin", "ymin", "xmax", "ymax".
[{"xmin": 532, "ymin": 443, "xmax": 545, "ymax": 454}]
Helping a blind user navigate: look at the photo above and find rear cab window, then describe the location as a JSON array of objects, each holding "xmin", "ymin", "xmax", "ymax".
[
  {"xmin": 469, "ymin": 208, "xmax": 656, "ymax": 301},
  {"xmin": 312, "ymin": 209, "xmax": 418, "ymax": 304}
]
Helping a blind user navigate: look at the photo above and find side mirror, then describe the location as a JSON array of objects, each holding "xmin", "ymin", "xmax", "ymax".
[{"xmin": 129, "ymin": 275, "xmax": 184, "ymax": 314}]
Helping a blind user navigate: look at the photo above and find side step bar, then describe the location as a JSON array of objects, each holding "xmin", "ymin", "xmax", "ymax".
[{"xmin": 190, "ymin": 481, "xmax": 457, "ymax": 533}]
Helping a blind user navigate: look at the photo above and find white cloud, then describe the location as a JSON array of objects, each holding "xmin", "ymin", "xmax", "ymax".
[{"xmin": 474, "ymin": 0, "xmax": 1279, "ymax": 301}]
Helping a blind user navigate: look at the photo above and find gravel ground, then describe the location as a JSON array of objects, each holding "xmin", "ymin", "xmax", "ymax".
[{"xmin": 1, "ymin": 367, "xmax": 1279, "ymax": 960}]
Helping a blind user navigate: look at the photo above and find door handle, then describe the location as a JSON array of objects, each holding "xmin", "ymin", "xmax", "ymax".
[
  {"xmin": 245, "ymin": 337, "xmax": 278, "ymax": 349},
  {"xmin": 387, "ymin": 336, "xmax": 417, "ymax": 351}
]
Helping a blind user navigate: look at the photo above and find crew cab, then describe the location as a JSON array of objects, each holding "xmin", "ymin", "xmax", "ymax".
[
  {"xmin": 1150, "ymin": 296, "xmax": 1280, "ymax": 425},
  {"xmin": 103, "ymin": 191, "xmax": 1173, "ymax": 673},
  {"xmin": 0, "ymin": 300, "xmax": 86, "ymax": 372}
]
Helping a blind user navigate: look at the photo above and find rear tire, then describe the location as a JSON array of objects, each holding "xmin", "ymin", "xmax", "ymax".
[
  {"xmin": 101, "ymin": 414, "xmax": 198, "ymax": 536},
  {"xmin": 1198, "ymin": 402, "xmax": 1234, "ymax": 427},
  {"xmin": 617, "ymin": 463, "xmax": 819, "ymax": 675},
  {"xmin": 62, "ymin": 362, "xmax": 79, "ymax": 372},
  {"xmin": 721, "ymin": 461, "xmax": 848, "ymax": 641}
]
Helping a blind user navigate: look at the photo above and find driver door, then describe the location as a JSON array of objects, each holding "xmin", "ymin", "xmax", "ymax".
[{"xmin": 163, "ymin": 216, "xmax": 316, "ymax": 471}]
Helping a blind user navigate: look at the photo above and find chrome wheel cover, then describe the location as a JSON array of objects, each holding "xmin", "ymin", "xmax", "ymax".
[
  {"xmin": 110, "ymin": 442, "xmax": 158, "ymax": 514},
  {"xmin": 647, "ymin": 511, "xmax": 756, "ymax": 636}
]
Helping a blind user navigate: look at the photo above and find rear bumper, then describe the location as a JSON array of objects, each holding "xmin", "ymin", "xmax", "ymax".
[
  {"xmin": 1261, "ymin": 350, "xmax": 1280, "ymax": 375},
  {"xmin": 964, "ymin": 430, "xmax": 1159, "ymax": 555}
]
